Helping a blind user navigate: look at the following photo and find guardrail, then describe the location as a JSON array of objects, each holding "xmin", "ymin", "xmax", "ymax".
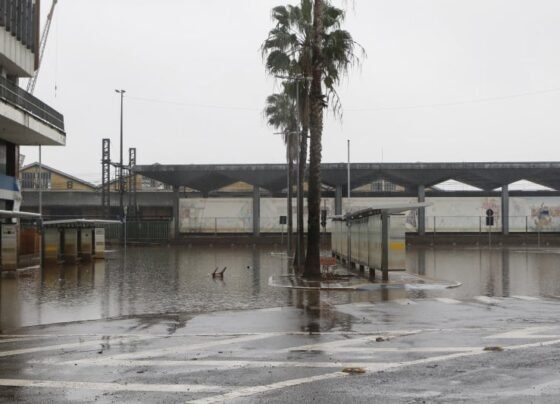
[{"xmin": 0, "ymin": 75, "xmax": 64, "ymax": 131}]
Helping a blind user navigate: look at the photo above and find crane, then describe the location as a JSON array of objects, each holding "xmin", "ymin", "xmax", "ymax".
[{"xmin": 26, "ymin": 0, "xmax": 58, "ymax": 94}]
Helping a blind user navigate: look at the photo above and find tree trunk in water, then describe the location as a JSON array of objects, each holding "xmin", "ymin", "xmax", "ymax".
[
  {"xmin": 303, "ymin": 0, "xmax": 323, "ymax": 278},
  {"xmin": 294, "ymin": 86, "xmax": 310, "ymax": 273},
  {"xmin": 287, "ymin": 134, "xmax": 293, "ymax": 262}
]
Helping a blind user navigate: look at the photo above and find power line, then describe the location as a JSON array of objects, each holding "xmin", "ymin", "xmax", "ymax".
[
  {"xmin": 127, "ymin": 96, "xmax": 260, "ymax": 112},
  {"xmin": 346, "ymin": 87, "xmax": 560, "ymax": 112},
  {"xmin": 127, "ymin": 86, "xmax": 560, "ymax": 114}
]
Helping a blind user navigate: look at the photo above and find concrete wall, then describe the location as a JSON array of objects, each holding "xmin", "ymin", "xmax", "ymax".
[
  {"xmin": 0, "ymin": 26, "xmax": 35, "ymax": 77},
  {"xmin": 179, "ymin": 196, "xmax": 560, "ymax": 233}
]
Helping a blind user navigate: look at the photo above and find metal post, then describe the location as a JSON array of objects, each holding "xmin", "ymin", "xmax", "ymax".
[
  {"xmin": 381, "ymin": 212, "xmax": 389, "ymax": 281},
  {"xmin": 173, "ymin": 186, "xmax": 180, "ymax": 239},
  {"xmin": 38, "ymin": 145, "xmax": 42, "ymax": 215},
  {"xmin": 253, "ymin": 185, "xmax": 260, "ymax": 236},
  {"xmin": 347, "ymin": 139, "xmax": 351, "ymax": 208},
  {"xmin": 501, "ymin": 184, "xmax": 509, "ymax": 235},
  {"xmin": 115, "ymin": 89, "xmax": 126, "ymax": 223},
  {"xmin": 287, "ymin": 132, "xmax": 292, "ymax": 258},
  {"xmin": 346, "ymin": 220, "xmax": 352, "ymax": 270},
  {"xmin": 335, "ymin": 185, "xmax": 342, "ymax": 215},
  {"xmin": 101, "ymin": 138, "xmax": 111, "ymax": 218},
  {"xmin": 417, "ymin": 184, "xmax": 425, "ymax": 235},
  {"xmin": 128, "ymin": 147, "xmax": 137, "ymax": 218}
]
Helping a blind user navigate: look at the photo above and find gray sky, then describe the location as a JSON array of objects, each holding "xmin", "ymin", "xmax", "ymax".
[{"xmin": 21, "ymin": 0, "xmax": 560, "ymax": 184}]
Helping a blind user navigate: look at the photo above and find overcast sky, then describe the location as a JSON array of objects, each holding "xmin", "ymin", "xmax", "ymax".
[{"xmin": 20, "ymin": 0, "xmax": 560, "ymax": 184}]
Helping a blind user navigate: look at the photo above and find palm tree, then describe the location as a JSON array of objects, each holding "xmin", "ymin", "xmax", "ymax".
[
  {"xmin": 304, "ymin": 0, "xmax": 364, "ymax": 278},
  {"xmin": 262, "ymin": 1, "xmax": 314, "ymax": 272},
  {"xmin": 263, "ymin": 0, "xmax": 364, "ymax": 277},
  {"xmin": 264, "ymin": 89, "xmax": 298, "ymax": 252}
]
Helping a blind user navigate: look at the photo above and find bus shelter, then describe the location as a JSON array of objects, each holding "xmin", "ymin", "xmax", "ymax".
[{"xmin": 331, "ymin": 203, "xmax": 429, "ymax": 281}]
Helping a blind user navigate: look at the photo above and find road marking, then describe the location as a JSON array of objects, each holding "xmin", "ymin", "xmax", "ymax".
[
  {"xmin": 282, "ymin": 330, "xmax": 422, "ymax": 352},
  {"xmin": 474, "ymin": 296, "xmax": 501, "ymax": 304},
  {"xmin": 511, "ymin": 295, "xmax": 540, "ymax": 301},
  {"xmin": 393, "ymin": 299, "xmax": 417, "ymax": 305},
  {"xmin": 485, "ymin": 326, "xmax": 560, "ymax": 340},
  {"xmin": 187, "ymin": 372, "xmax": 349, "ymax": 404},
  {"xmin": 435, "ymin": 298, "xmax": 461, "ymax": 304},
  {"xmin": 70, "ymin": 359, "xmax": 390, "ymax": 369},
  {"xmin": 0, "ymin": 336, "xmax": 151, "ymax": 358},
  {"xmin": 71, "ymin": 333, "xmax": 273, "ymax": 365},
  {"xmin": 0, "ymin": 378, "xmax": 228, "ymax": 393},
  {"xmin": 0, "ymin": 337, "xmax": 47, "ymax": 344}
]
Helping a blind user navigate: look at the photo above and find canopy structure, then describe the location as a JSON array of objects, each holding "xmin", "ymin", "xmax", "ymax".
[
  {"xmin": 333, "ymin": 202, "xmax": 431, "ymax": 222},
  {"xmin": 0, "ymin": 210, "xmax": 41, "ymax": 219},
  {"xmin": 134, "ymin": 162, "xmax": 560, "ymax": 193},
  {"xmin": 43, "ymin": 219, "xmax": 121, "ymax": 228}
]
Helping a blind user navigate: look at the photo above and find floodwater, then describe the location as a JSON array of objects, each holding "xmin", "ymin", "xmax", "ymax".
[{"xmin": 1, "ymin": 244, "xmax": 560, "ymax": 331}]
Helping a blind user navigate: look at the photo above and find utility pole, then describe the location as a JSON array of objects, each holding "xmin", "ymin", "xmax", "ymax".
[{"xmin": 115, "ymin": 89, "xmax": 125, "ymax": 221}]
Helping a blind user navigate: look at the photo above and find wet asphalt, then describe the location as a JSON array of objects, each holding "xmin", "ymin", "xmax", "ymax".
[{"xmin": 0, "ymin": 245, "xmax": 560, "ymax": 402}]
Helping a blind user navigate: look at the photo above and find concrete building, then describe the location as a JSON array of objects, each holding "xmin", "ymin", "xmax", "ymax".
[
  {"xmin": 0, "ymin": 1, "xmax": 65, "ymax": 209},
  {"xmin": 0, "ymin": 2, "xmax": 65, "ymax": 269},
  {"xmin": 21, "ymin": 163, "xmax": 94, "ymax": 192}
]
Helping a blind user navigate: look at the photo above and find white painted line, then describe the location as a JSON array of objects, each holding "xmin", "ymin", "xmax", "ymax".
[
  {"xmin": 283, "ymin": 330, "xmax": 422, "ymax": 353},
  {"xmin": 393, "ymin": 299, "xmax": 417, "ymax": 305},
  {"xmin": 187, "ymin": 371, "xmax": 349, "ymax": 404},
  {"xmin": 71, "ymin": 333, "xmax": 273, "ymax": 365},
  {"xmin": 296, "ymin": 346, "xmax": 478, "ymax": 354},
  {"xmin": 257, "ymin": 307, "xmax": 283, "ymax": 312},
  {"xmin": 73, "ymin": 359, "xmax": 390, "ymax": 369},
  {"xmin": 0, "ymin": 336, "xmax": 150, "ymax": 358},
  {"xmin": 435, "ymin": 298, "xmax": 461, "ymax": 304},
  {"xmin": 485, "ymin": 326, "xmax": 560, "ymax": 340},
  {"xmin": 189, "ymin": 337, "xmax": 560, "ymax": 403},
  {"xmin": 511, "ymin": 295, "xmax": 540, "ymax": 301},
  {"xmin": 474, "ymin": 296, "xmax": 501, "ymax": 304},
  {"xmin": 0, "ymin": 378, "xmax": 228, "ymax": 393},
  {"xmin": 0, "ymin": 337, "xmax": 46, "ymax": 344}
]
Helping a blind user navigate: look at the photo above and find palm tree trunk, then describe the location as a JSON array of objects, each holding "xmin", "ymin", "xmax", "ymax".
[
  {"xmin": 287, "ymin": 134, "xmax": 293, "ymax": 260},
  {"xmin": 303, "ymin": 0, "xmax": 324, "ymax": 278},
  {"xmin": 294, "ymin": 87, "xmax": 309, "ymax": 273}
]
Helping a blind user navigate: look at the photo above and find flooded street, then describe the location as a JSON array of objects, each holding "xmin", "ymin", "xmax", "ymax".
[
  {"xmin": 2, "ymin": 245, "xmax": 560, "ymax": 331},
  {"xmin": 2, "ymin": 245, "xmax": 560, "ymax": 403}
]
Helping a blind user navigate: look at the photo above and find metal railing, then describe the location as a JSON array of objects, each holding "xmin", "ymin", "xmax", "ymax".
[
  {"xmin": 0, "ymin": 75, "xmax": 64, "ymax": 131},
  {"xmin": 423, "ymin": 215, "xmax": 560, "ymax": 233},
  {"xmin": 104, "ymin": 220, "xmax": 171, "ymax": 242},
  {"xmin": 179, "ymin": 215, "xmax": 560, "ymax": 234}
]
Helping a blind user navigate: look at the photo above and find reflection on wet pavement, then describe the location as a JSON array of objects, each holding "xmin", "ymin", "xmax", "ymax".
[{"xmin": 1, "ymin": 245, "xmax": 560, "ymax": 331}]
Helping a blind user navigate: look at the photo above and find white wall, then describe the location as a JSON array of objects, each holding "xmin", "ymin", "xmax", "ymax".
[{"xmin": 178, "ymin": 196, "xmax": 560, "ymax": 233}]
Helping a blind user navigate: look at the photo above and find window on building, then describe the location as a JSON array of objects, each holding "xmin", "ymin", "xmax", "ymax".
[
  {"xmin": 21, "ymin": 171, "xmax": 51, "ymax": 189},
  {"xmin": 67, "ymin": 181, "xmax": 73, "ymax": 189}
]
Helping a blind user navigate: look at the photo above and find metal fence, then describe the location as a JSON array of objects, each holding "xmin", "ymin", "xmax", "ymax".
[
  {"xmin": 103, "ymin": 221, "xmax": 171, "ymax": 242},
  {"xmin": 180, "ymin": 215, "xmax": 560, "ymax": 234},
  {"xmin": 424, "ymin": 216, "xmax": 560, "ymax": 233}
]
